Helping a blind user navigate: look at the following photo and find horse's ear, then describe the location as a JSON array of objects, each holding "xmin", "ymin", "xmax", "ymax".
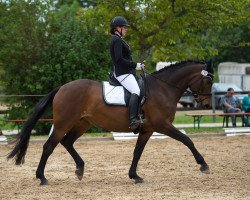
[{"xmin": 206, "ymin": 59, "xmax": 214, "ymax": 79}]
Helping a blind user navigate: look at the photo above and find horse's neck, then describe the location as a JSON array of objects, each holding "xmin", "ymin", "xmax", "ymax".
[
  {"xmin": 150, "ymin": 65, "xmax": 200, "ymax": 99},
  {"xmin": 154, "ymin": 67, "xmax": 194, "ymax": 89}
]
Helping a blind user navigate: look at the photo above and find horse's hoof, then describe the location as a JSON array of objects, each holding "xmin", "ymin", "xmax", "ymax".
[
  {"xmin": 130, "ymin": 174, "xmax": 144, "ymax": 184},
  {"xmin": 134, "ymin": 177, "xmax": 144, "ymax": 184},
  {"xmin": 200, "ymin": 164, "xmax": 210, "ymax": 174},
  {"xmin": 40, "ymin": 178, "xmax": 48, "ymax": 186},
  {"xmin": 75, "ymin": 167, "xmax": 84, "ymax": 181}
]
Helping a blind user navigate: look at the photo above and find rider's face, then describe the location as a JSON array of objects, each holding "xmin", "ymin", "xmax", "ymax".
[
  {"xmin": 117, "ymin": 26, "xmax": 128, "ymax": 37},
  {"xmin": 121, "ymin": 26, "xmax": 128, "ymax": 36}
]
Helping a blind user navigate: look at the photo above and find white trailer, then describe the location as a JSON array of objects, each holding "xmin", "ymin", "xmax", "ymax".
[{"xmin": 218, "ymin": 62, "xmax": 250, "ymax": 91}]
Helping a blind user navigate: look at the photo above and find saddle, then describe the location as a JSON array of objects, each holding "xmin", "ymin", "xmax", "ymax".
[
  {"xmin": 102, "ymin": 72, "xmax": 146, "ymax": 134},
  {"xmin": 103, "ymin": 72, "xmax": 146, "ymax": 106}
]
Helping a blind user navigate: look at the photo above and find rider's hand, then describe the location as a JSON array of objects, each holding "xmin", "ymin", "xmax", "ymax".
[{"xmin": 136, "ymin": 63, "xmax": 145, "ymax": 70}]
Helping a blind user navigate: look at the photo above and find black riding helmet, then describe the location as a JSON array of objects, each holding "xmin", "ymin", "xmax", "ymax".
[
  {"xmin": 110, "ymin": 16, "xmax": 130, "ymax": 28},
  {"xmin": 110, "ymin": 16, "xmax": 129, "ymax": 35}
]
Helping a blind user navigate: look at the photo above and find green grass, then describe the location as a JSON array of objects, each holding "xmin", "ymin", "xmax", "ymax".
[
  {"xmin": 173, "ymin": 115, "xmax": 224, "ymax": 124},
  {"xmin": 0, "ymin": 116, "xmax": 16, "ymax": 129},
  {"xmin": 182, "ymin": 127, "xmax": 224, "ymax": 134}
]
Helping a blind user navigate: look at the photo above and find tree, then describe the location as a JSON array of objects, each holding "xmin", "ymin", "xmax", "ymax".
[
  {"xmin": 0, "ymin": 0, "xmax": 48, "ymax": 95},
  {"xmin": 0, "ymin": 1, "xmax": 111, "ymax": 133},
  {"xmin": 25, "ymin": 2, "xmax": 111, "ymax": 94},
  {"xmin": 202, "ymin": 23, "xmax": 250, "ymax": 65},
  {"xmin": 85, "ymin": 0, "xmax": 249, "ymax": 62},
  {"xmin": 0, "ymin": 0, "xmax": 111, "ymax": 95},
  {"xmin": 55, "ymin": 0, "xmax": 96, "ymax": 8}
]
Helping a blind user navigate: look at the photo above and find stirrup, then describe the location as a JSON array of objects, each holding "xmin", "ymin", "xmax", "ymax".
[
  {"xmin": 129, "ymin": 120, "xmax": 141, "ymax": 130},
  {"xmin": 139, "ymin": 116, "xmax": 146, "ymax": 124}
]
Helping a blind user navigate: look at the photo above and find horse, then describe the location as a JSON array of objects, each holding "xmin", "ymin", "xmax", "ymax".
[{"xmin": 7, "ymin": 61, "xmax": 213, "ymax": 185}]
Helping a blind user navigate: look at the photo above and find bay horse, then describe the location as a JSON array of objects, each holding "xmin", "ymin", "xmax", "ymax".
[{"xmin": 8, "ymin": 61, "xmax": 213, "ymax": 185}]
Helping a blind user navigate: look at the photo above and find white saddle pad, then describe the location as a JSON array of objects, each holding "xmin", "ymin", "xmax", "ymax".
[{"xmin": 102, "ymin": 81, "xmax": 126, "ymax": 106}]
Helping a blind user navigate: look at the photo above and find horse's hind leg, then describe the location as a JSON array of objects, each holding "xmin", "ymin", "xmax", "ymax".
[
  {"xmin": 60, "ymin": 121, "xmax": 91, "ymax": 181},
  {"xmin": 36, "ymin": 130, "xmax": 66, "ymax": 185},
  {"xmin": 129, "ymin": 131, "xmax": 153, "ymax": 183}
]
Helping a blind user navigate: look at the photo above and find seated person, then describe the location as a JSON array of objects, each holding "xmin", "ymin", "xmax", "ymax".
[
  {"xmin": 242, "ymin": 92, "xmax": 250, "ymax": 112},
  {"xmin": 221, "ymin": 88, "xmax": 249, "ymax": 127}
]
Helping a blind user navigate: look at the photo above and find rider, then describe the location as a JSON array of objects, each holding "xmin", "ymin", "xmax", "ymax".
[{"xmin": 109, "ymin": 16, "xmax": 144, "ymax": 130}]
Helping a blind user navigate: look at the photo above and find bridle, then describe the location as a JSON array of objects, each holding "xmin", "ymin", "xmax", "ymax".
[
  {"xmin": 143, "ymin": 64, "xmax": 214, "ymax": 104},
  {"xmin": 187, "ymin": 70, "xmax": 214, "ymax": 103}
]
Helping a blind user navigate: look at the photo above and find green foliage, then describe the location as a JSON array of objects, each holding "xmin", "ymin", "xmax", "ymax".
[
  {"xmin": 0, "ymin": 0, "xmax": 48, "ymax": 94},
  {"xmin": 0, "ymin": 0, "xmax": 50, "ymax": 124},
  {"xmin": 0, "ymin": 0, "xmax": 111, "ymax": 92},
  {"xmin": 0, "ymin": 0, "xmax": 111, "ymax": 133},
  {"xmin": 214, "ymin": 24, "xmax": 250, "ymax": 64},
  {"xmin": 199, "ymin": 20, "xmax": 250, "ymax": 69},
  {"xmin": 25, "ymin": 2, "xmax": 111, "ymax": 94},
  {"xmin": 56, "ymin": 0, "xmax": 96, "ymax": 8},
  {"xmin": 87, "ymin": 0, "xmax": 249, "ymax": 62}
]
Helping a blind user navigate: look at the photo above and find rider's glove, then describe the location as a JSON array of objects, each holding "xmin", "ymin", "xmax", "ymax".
[{"xmin": 136, "ymin": 63, "xmax": 145, "ymax": 70}]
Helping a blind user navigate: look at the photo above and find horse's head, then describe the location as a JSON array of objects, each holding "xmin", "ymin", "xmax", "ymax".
[
  {"xmin": 150, "ymin": 61, "xmax": 214, "ymax": 108},
  {"xmin": 188, "ymin": 63, "xmax": 214, "ymax": 108}
]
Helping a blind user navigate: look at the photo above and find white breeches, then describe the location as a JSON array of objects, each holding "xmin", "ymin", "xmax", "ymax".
[{"xmin": 115, "ymin": 74, "xmax": 140, "ymax": 96}]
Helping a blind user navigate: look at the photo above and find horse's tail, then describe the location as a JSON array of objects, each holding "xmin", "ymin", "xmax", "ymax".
[{"xmin": 7, "ymin": 87, "xmax": 60, "ymax": 165}]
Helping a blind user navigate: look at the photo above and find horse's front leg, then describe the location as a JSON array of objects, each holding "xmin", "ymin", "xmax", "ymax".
[
  {"xmin": 129, "ymin": 131, "xmax": 153, "ymax": 183},
  {"xmin": 157, "ymin": 123, "xmax": 210, "ymax": 174}
]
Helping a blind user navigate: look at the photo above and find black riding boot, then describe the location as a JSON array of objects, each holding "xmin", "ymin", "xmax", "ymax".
[{"xmin": 129, "ymin": 93, "xmax": 141, "ymax": 129}]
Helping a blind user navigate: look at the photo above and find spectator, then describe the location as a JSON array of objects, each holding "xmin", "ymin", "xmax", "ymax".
[
  {"xmin": 221, "ymin": 88, "xmax": 249, "ymax": 127},
  {"xmin": 242, "ymin": 92, "xmax": 250, "ymax": 112}
]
